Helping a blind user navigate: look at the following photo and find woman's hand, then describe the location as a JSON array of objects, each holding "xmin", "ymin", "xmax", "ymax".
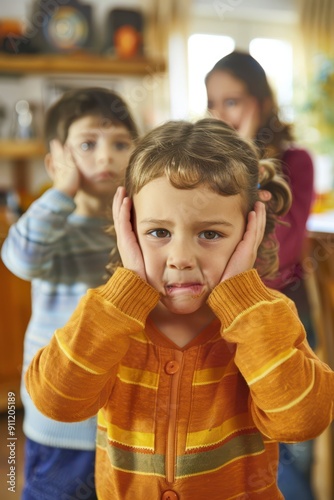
[
  {"xmin": 47, "ymin": 140, "xmax": 81, "ymax": 198},
  {"xmin": 237, "ymin": 98, "xmax": 261, "ymax": 141},
  {"xmin": 221, "ymin": 201, "xmax": 266, "ymax": 281},
  {"xmin": 112, "ymin": 187, "xmax": 147, "ymax": 281}
]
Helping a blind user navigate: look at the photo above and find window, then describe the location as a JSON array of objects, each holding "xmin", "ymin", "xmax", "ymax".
[
  {"xmin": 187, "ymin": 34, "xmax": 235, "ymax": 118},
  {"xmin": 249, "ymin": 38, "xmax": 293, "ymax": 120}
]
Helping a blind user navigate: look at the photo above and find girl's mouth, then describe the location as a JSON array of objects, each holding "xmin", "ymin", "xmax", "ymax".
[{"xmin": 165, "ymin": 283, "xmax": 204, "ymax": 297}]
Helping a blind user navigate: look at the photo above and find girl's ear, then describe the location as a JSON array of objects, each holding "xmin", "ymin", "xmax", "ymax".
[{"xmin": 44, "ymin": 152, "xmax": 55, "ymax": 181}]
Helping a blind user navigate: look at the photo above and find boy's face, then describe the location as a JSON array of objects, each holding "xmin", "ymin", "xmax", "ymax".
[
  {"xmin": 134, "ymin": 177, "xmax": 246, "ymax": 316},
  {"xmin": 66, "ymin": 115, "xmax": 133, "ymax": 198}
]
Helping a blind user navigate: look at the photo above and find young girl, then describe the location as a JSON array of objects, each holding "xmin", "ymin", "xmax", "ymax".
[
  {"xmin": 205, "ymin": 51, "xmax": 316, "ymax": 499},
  {"xmin": 1, "ymin": 87, "xmax": 138, "ymax": 499},
  {"xmin": 25, "ymin": 119, "xmax": 334, "ymax": 500}
]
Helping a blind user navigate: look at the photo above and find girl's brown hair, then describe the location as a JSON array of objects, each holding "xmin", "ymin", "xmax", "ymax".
[{"xmin": 110, "ymin": 118, "xmax": 291, "ymax": 278}]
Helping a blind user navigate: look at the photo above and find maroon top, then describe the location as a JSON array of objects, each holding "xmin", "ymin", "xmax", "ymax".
[{"xmin": 266, "ymin": 147, "xmax": 315, "ymax": 290}]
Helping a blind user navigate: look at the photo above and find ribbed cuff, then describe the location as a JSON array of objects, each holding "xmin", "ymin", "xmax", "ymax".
[
  {"xmin": 208, "ymin": 269, "xmax": 277, "ymax": 328},
  {"xmin": 98, "ymin": 267, "xmax": 160, "ymax": 324}
]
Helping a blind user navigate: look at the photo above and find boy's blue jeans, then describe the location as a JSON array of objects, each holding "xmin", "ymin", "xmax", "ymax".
[
  {"xmin": 278, "ymin": 441, "xmax": 315, "ymax": 500},
  {"xmin": 22, "ymin": 437, "xmax": 97, "ymax": 500}
]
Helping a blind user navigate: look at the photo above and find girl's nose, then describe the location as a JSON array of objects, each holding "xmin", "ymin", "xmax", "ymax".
[{"xmin": 166, "ymin": 240, "xmax": 196, "ymax": 270}]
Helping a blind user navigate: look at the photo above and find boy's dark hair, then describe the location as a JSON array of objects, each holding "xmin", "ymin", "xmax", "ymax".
[{"xmin": 44, "ymin": 87, "xmax": 138, "ymax": 146}]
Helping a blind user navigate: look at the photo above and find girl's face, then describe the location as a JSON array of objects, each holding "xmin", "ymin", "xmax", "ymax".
[
  {"xmin": 206, "ymin": 71, "xmax": 262, "ymax": 139},
  {"xmin": 66, "ymin": 115, "xmax": 133, "ymax": 199},
  {"xmin": 134, "ymin": 176, "xmax": 246, "ymax": 317}
]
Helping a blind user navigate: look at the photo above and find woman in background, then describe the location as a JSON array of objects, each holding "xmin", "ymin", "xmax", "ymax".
[{"xmin": 205, "ymin": 50, "xmax": 316, "ymax": 500}]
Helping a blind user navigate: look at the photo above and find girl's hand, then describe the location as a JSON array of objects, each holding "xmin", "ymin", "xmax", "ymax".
[
  {"xmin": 47, "ymin": 140, "xmax": 81, "ymax": 198},
  {"xmin": 221, "ymin": 201, "xmax": 266, "ymax": 281},
  {"xmin": 112, "ymin": 187, "xmax": 147, "ymax": 281}
]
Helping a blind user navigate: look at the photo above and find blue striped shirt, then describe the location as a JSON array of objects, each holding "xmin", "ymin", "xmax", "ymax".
[{"xmin": 1, "ymin": 188, "xmax": 114, "ymax": 449}]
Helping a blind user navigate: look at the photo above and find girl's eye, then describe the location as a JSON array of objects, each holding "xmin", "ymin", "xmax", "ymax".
[
  {"xmin": 80, "ymin": 141, "xmax": 95, "ymax": 152},
  {"xmin": 199, "ymin": 231, "xmax": 221, "ymax": 240},
  {"xmin": 148, "ymin": 229, "xmax": 170, "ymax": 238}
]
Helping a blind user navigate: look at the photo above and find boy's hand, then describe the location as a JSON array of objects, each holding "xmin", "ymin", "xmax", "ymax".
[
  {"xmin": 112, "ymin": 187, "xmax": 147, "ymax": 281},
  {"xmin": 221, "ymin": 201, "xmax": 266, "ymax": 281},
  {"xmin": 48, "ymin": 140, "xmax": 81, "ymax": 198}
]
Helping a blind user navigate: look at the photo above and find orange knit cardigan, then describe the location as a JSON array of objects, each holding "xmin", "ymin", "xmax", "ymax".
[{"xmin": 26, "ymin": 268, "xmax": 334, "ymax": 499}]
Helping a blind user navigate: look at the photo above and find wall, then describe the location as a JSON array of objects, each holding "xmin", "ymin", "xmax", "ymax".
[
  {"xmin": 0, "ymin": 0, "xmax": 304, "ymax": 194},
  {"xmin": 0, "ymin": 0, "xmax": 167, "ymax": 195}
]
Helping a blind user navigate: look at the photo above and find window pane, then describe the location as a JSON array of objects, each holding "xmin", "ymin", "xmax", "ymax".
[
  {"xmin": 188, "ymin": 34, "xmax": 235, "ymax": 118},
  {"xmin": 249, "ymin": 38, "xmax": 293, "ymax": 120}
]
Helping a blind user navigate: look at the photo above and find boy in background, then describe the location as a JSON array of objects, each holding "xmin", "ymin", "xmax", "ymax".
[{"xmin": 1, "ymin": 87, "xmax": 138, "ymax": 499}]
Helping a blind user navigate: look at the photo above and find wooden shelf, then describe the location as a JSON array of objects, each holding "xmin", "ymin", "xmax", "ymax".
[
  {"xmin": 0, "ymin": 140, "xmax": 46, "ymax": 160},
  {"xmin": 0, "ymin": 53, "xmax": 166, "ymax": 76}
]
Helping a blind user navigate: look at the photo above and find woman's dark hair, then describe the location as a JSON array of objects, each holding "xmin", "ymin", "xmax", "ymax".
[
  {"xmin": 205, "ymin": 51, "xmax": 294, "ymax": 156},
  {"xmin": 44, "ymin": 87, "xmax": 138, "ymax": 146}
]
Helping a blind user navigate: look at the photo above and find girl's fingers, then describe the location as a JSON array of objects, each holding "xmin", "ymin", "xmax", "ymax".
[
  {"xmin": 113, "ymin": 188, "xmax": 133, "ymax": 240},
  {"xmin": 112, "ymin": 187, "xmax": 120, "ymax": 223},
  {"xmin": 112, "ymin": 187, "xmax": 126, "ymax": 228},
  {"xmin": 254, "ymin": 201, "xmax": 266, "ymax": 246},
  {"xmin": 118, "ymin": 196, "xmax": 132, "ymax": 233},
  {"xmin": 221, "ymin": 202, "xmax": 267, "ymax": 281},
  {"xmin": 112, "ymin": 188, "xmax": 147, "ymax": 281},
  {"xmin": 258, "ymin": 189, "xmax": 272, "ymax": 202},
  {"xmin": 112, "ymin": 188, "xmax": 134, "ymax": 249},
  {"xmin": 246, "ymin": 202, "xmax": 265, "ymax": 252}
]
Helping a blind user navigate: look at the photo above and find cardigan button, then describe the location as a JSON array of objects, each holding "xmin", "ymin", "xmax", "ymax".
[
  {"xmin": 165, "ymin": 360, "xmax": 180, "ymax": 375},
  {"xmin": 161, "ymin": 490, "xmax": 179, "ymax": 500}
]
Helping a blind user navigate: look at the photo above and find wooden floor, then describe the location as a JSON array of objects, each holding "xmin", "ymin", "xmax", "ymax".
[{"xmin": 0, "ymin": 409, "xmax": 332, "ymax": 499}]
